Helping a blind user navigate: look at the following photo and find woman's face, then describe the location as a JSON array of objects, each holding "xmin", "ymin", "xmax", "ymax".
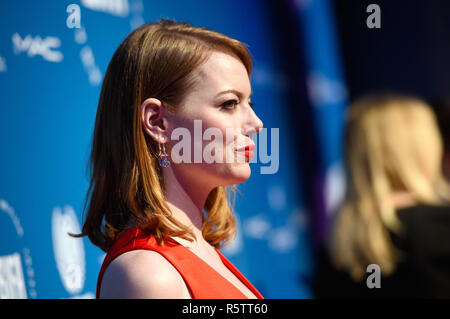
[{"xmin": 165, "ymin": 51, "xmax": 263, "ymax": 188}]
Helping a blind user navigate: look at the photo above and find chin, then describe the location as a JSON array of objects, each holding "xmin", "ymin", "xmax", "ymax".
[
  {"xmin": 205, "ymin": 163, "xmax": 252, "ymax": 187},
  {"xmin": 229, "ymin": 163, "xmax": 252, "ymax": 184}
]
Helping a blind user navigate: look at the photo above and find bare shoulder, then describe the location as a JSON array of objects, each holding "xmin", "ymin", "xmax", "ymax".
[{"xmin": 99, "ymin": 249, "xmax": 191, "ymax": 299}]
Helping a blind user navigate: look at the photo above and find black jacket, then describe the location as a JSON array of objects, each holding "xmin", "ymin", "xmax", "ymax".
[{"xmin": 313, "ymin": 204, "xmax": 450, "ymax": 298}]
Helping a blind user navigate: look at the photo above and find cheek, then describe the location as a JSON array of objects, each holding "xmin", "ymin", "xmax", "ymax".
[
  {"xmin": 201, "ymin": 127, "xmax": 232, "ymax": 163},
  {"xmin": 200, "ymin": 114, "xmax": 235, "ymax": 152},
  {"xmin": 169, "ymin": 110, "xmax": 246, "ymax": 164}
]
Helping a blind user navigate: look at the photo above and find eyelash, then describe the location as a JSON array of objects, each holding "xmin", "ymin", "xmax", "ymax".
[{"xmin": 221, "ymin": 99, "xmax": 255, "ymax": 110}]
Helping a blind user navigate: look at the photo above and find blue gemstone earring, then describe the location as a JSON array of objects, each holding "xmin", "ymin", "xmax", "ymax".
[{"xmin": 158, "ymin": 136, "xmax": 170, "ymax": 168}]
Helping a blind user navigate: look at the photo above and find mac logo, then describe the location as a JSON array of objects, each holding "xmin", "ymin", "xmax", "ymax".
[{"xmin": 12, "ymin": 33, "xmax": 63, "ymax": 63}]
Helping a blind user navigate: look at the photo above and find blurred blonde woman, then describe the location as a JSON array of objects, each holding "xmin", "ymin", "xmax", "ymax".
[{"xmin": 315, "ymin": 94, "xmax": 450, "ymax": 298}]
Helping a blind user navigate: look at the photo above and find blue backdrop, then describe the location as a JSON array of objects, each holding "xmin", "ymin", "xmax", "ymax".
[{"xmin": 0, "ymin": 0, "xmax": 346, "ymax": 298}]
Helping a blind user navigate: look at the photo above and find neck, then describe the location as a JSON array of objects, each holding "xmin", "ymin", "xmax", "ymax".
[{"xmin": 163, "ymin": 166, "xmax": 213, "ymax": 242}]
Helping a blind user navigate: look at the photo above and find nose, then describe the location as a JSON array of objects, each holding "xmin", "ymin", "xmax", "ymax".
[{"xmin": 243, "ymin": 107, "xmax": 263, "ymax": 137}]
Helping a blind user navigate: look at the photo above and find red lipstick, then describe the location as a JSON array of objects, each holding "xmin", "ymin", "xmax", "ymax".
[
  {"xmin": 235, "ymin": 143, "xmax": 255, "ymax": 160},
  {"xmin": 243, "ymin": 144, "xmax": 255, "ymax": 159},
  {"xmin": 244, "ymin": 150, "xmax": 254, "ymax": 158}
]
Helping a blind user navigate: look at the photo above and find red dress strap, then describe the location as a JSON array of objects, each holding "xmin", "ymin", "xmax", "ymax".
[{"xmin": 96, "ymin": 227, "xmax": 264, "ymax": 299}]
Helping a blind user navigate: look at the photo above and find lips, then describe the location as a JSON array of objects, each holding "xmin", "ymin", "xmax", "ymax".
[
  {"xmin": 244, "ymin": 150, "xmax": 254, "ymax": 158},
  {"xmin": 235, "ymin": 143, "xmax": 255, "ymax": 159},
  {"xmin": 235, "ymin": 143, "xmax": 255, "ymax": 152}
]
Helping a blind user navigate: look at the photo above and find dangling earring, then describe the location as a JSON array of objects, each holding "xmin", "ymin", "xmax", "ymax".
[{"xmin": 158, "ymin": 136, "xmax": 170, "ymax": 168}]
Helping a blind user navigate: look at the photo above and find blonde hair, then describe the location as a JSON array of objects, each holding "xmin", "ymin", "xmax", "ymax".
[
  {"xmin": 76, "ymin": 19, "xmax": 252, "ymax": 252},
  {"xmin": 330, "ymin": 94, "xmax": 450, "ymax": 280}
]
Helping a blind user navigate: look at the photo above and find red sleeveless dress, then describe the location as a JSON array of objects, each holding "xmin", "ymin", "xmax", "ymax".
[{"xmin": 96, "ymin": 227, "xmax": 264, "ymax": 299}]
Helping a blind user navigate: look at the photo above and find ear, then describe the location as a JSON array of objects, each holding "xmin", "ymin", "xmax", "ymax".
[{"xmin": 141, "ymin": 98, "xmax": 169, "ymax": 143}]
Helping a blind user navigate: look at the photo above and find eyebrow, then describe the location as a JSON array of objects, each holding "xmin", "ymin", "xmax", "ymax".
[{"xmin": 215, "ymin": 89, "xmax": 253, "ymax": 99}]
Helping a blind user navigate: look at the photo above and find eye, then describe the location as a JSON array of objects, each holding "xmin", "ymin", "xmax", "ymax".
[{"xmin": 221, "ymin": 99, "xmax": 239, "ymax": 110}]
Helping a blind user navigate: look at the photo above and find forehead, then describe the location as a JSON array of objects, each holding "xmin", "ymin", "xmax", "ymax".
[{"xmin": 191, "ymin": 51, "xmax": 251, "ymax": 96}]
